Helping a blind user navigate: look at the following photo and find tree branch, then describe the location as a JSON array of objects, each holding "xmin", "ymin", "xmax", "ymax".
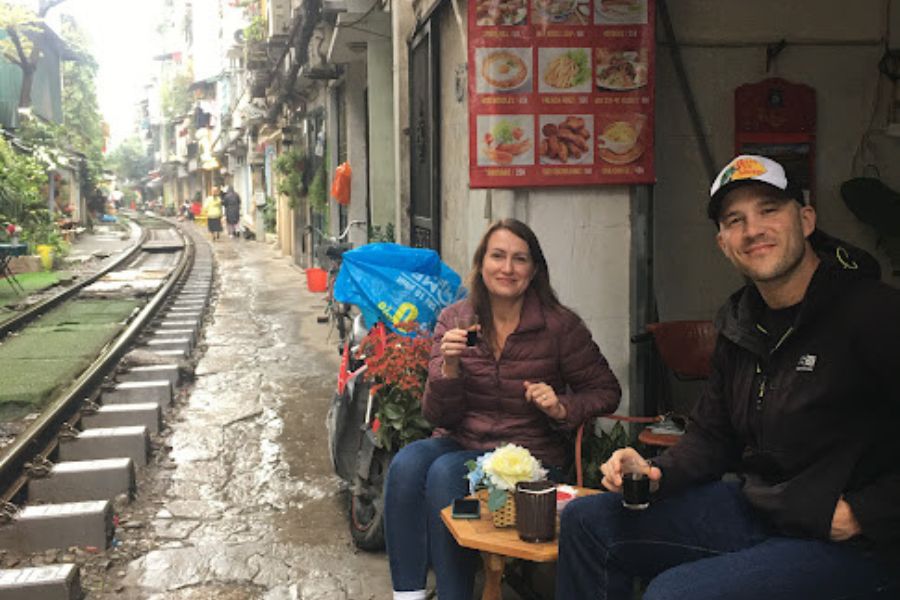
[
  {"xmin": 5, "ymin": 26, "xmax": 28, "ymax": 68},
  {"xmin": 38, "ymin": 0, "xmax": 69, "ymax": 17}
]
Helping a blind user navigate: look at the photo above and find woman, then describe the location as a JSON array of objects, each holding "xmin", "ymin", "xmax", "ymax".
[
  {"xmin": 384, "ymin": 219, "xmax": 621, "ymax": 600},
  {"xmin": 205, "ymin": 187, "xmax": 223, "ymax": 241},
  {"xmin": 222, "ymin": 186, "xmax": 242, "ymax": 238}
]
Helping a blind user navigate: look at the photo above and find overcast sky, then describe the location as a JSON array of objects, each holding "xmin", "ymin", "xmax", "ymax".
[{"xmin": 42, "ymin": 0, "xmax": 164, "ymax": 149}]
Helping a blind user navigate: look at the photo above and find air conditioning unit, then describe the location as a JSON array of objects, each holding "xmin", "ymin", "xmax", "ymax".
[{"xmin": 268, "ymin": 0, "xmax": 292, "ymax": 37}]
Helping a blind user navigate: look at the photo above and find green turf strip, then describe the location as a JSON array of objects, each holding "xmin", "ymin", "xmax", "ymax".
[
  {"xmin": 0, "ymin": 271, "xmax": 64, "ymax": 303},
  {"xmin": 0, "ymin": 298, "xmax": 139, "ymax": 419}
]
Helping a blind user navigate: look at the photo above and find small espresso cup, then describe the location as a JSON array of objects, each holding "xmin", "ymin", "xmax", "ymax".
[
  {"xmin": 621, "ymin": 457, "xmax": 651, "ymax": 510},
  {"xmin": 456, "ymin": 315, "xmax": 479, "ymax": 347},
  {"xmin": 514, "ymin": 480, "xmax": 557, "ymax": 542}
]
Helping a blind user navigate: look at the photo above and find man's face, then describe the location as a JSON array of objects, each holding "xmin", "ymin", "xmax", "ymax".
[{"xmin": 715, "ymin": 185, "xmax": 816, "ymax": 285}]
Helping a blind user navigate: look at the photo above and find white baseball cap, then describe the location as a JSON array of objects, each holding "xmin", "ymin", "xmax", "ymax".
[{"xmin": 708, "ymin": 155, "xmax": 801, "ymax": 221}]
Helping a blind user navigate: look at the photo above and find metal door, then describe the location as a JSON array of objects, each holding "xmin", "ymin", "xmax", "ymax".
[{"xmin": 408, "ymin": 20, "xmax": 440, "ymax": 250}]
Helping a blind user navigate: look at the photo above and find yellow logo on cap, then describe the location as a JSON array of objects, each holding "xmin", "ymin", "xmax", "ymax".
[{"xmin": 719, "ymin": 157, "xmax": 767, "ymax": 187}]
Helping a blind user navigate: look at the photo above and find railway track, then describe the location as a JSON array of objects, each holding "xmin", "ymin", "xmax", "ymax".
[{"xmin": 0, "ymin": 216, "xmax": 215, "ymax": 599}]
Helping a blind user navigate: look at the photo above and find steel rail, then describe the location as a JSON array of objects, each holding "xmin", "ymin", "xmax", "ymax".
[
  {"xmin": 0, "ymin": 219, "xmax": 148, "ymax": 340},
  {"xmin": 0, "ymin": 221, "xmax": 196, "ymax": 503}
]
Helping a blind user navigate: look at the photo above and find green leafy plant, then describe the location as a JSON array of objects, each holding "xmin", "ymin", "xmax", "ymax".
[
  {"xmin": 275, "ymin": 147, "xmax": 307, "ymax": 210},
  {"xmin": 244, "ymin": 14, "xmax": 267, "ymax": 43},
  {"xmin": 579, "ymin": 420, "xmax": 629, "ymax": 489},
  {"xmin": 307, "ymin": 162, "xmax": 327, "ymax": 213},
  {"xmin": 0, "ymin": 135, "xmax": 48, "ymax": 234},
  {"xmin": 262, "ymin": 197, "xmax": 276, "ymax": 233},
  {"xmin": 357, "ymin": 324, "xmax": 433, "ymax": 452},
  {"xmin": 368, "ymin": 222, "xmax": 395, "ymax": 243}
]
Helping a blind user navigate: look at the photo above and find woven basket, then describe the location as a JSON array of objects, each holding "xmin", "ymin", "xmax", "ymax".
[{"xmin": 477, "ymin": 488, "xmax": 516, "ymax": 528}]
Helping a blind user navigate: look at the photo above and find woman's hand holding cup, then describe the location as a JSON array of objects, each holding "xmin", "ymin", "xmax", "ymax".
[{"xmin": 440, "ymin": 315, "xmax": 479, "ymax": 378}]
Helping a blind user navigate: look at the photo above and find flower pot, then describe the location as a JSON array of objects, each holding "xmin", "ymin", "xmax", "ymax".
[{"xmin": 477, "ymin": 488, "xmax": 516, "ymax": 528}]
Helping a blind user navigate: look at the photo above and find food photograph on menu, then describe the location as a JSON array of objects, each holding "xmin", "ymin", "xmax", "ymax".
[
  {"xmin": 539, "ymin": 115, "xmax": 594, "ymax": 164},
  {"xmin": 538, "ymin": 48, "xmax": 592, "ymax": 94},
  {"xmin": 476, "ymin": 48, "xmax": 532, "ymax": 94},
  {"xmin": 594, "ymin": 0, "xmax": 648, "ymax": 24},
  {"xmin": 595, "ymin": 47, "xmax": 648, "ymax": 91},
  {"xmin": 477, "ymin": 115, "xmax": 535, "ymax": 167},
  {"xmin": 468, "ymin": 0, "xmax": 655, "ymax": 186},
  {"xmin": 532, "ymin": 0, "xmax": 590, "ymax": 26},
  {"xmin": 474, "ymin": 0, "xmax": 528, "ymax": 27},
  {"xmin": 596, "ymin": 114, "xmax": 647, "ymax": 165}
]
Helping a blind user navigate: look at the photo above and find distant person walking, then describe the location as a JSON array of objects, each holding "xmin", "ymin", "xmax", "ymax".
[
  {"xmin": 205, "ymin": 187, "xmax": 223, "ymax": 241},
  {"xmin": 190, "ymin": 192, "xmax": 203, "ymax": 220},
  {"xmin": 222, "ymin": 185, "xmax": 242, "ymax": 238}
]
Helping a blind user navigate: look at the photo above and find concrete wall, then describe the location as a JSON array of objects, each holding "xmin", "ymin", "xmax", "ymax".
[
  {"xmin": 368, "ymin": 39, "xmax": 397, "ymax": 231},
  {"xmin": 655, "ymin": 0, "xmax": 900, "ymax": 322},
  {"xmin": 431, "ymin": 1, "xmax": 635, "ymax": 411},
  {"xmin": 395, "ymin": 0, "xmax": 900, "ymax": 415}
]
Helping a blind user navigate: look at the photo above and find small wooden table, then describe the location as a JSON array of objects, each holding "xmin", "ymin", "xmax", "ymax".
[{"xmin": 441, "ymin": 486, "xmax": 600, "ymax": 600}]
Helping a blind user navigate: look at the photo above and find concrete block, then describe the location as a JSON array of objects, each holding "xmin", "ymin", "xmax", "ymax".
[
  {"xmin": 0, "ymin": 563, "xmax": 83, "ymax": 600},
  {"xmin": 145, "ymin": 338, "xmax": 191, "ymax": 354},
  {"xmin": 83, "ymin": 402, "xmax": 162, "ymax": 434},
  {"xmin": 152, "ymin": 328, "xmax": 196, "ymax": 338},
  {"xmin": 0, "ymin": 500, "xmax": 112, "ymax": 551},
  {"xmin": 103, "ymin": 380, "xmax": 171, "ymax": 406},
  {"xmin": 28, "ymin": 458, "xmax": 135, "ymax": 503},
  {"xmin": 172, "ymin": 303, "xmax": 205, "ymax": 311},
  {"xmin": 118, "ymin": 364, "xmax": 179, "ymax": 387},
  {"xmin": 58, "ymin": 426, "xmax": 149, "ymax": 467},
  {"xmin": 147, "ymin": 348, "xmax": 188, "ymax": 359},
  {"xmin": 157, "ymin": 319, "xmax": 200, "ymax": 332},
  {"xmin": 165, "ymin": 310, "xmax": 203, "ymax": 320},
  {"xmin": 167, "ymin": 306, "xmax": 203, "ymax": 313}
]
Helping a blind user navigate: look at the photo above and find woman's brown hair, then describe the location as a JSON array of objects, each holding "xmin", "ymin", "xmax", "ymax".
[{"xmin": 467, "ymin": 219, "xmax": 560, "ymax": 349}]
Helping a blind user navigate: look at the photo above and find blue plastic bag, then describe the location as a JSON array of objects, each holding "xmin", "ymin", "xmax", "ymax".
[{"xmin": 334, "ymin": 243, "xmax": 466, "ymax": 333}]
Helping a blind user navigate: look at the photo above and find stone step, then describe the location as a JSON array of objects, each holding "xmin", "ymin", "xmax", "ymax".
[
  {"xmin": 0, "ymin": 563, "xmax": 83, "ymax": 600},
  {"xmin": 28, "ymin": 458, "xmax": 135, "ymax": 503}
]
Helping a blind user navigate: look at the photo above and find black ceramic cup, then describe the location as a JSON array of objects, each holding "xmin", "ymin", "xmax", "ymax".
[{"xmin": 514, "ymin": 480, "xmax": 556, "ymax": 542}]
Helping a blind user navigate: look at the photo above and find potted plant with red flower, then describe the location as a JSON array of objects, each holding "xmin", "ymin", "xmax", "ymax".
[{"xmin": 357, "ymin": 322, "xmax": 434, "ymax": 452}]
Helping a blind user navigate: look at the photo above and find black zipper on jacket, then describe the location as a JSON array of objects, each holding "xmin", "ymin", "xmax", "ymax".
[
  {"xmin": 754, "ymin": 325, "xmax": 794, "ymax": 408},
  {"xmin": 754, "ymin": 325, "xmax": 794, "ymax": 450}
]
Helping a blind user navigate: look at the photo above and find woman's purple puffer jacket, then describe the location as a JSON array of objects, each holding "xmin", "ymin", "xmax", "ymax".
[{"xmin": 422, "ymin": 290, "xmax": 621, "ymax": 467}]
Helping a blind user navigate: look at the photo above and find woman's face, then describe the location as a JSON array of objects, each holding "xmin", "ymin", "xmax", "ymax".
[{"xmin": 480, "ymin": 228, "xmax": 536, "ymax": 301}]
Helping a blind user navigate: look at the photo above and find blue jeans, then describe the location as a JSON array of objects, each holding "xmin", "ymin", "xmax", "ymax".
[
  {"xmin": 384, "ymin": 437, "xmax": 483, "ymax": 600},
  {"xmin": 556, "ymin": 481, "xmax": 897, "ymax": 600}
]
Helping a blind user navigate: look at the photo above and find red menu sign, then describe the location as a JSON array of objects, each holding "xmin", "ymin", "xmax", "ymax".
[{"xmin": 469, "ymin": 0, "xmax": 656, "ymax": 188}]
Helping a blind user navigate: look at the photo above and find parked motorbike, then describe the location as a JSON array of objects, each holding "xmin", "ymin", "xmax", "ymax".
[
  {"xmin": 326, "ymin": 314, "xmax": 391, "ymax": 550},
  {"xmin": 325, "ymin": 242, "xmax": 465, "ymax": 551}
]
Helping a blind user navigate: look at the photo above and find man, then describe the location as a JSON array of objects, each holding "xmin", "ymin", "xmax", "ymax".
[{"xmin": 556, "ymin": 155, "xmax": 900, "ymax": 599}]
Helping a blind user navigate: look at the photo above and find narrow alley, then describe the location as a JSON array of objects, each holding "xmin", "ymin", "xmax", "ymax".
[{"xmin": 100, "ymin": 230, "xmax": 393, "ymax": 599}]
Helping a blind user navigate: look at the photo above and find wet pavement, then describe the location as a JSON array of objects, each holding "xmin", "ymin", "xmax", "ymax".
[{"xmin": 107, "ymin": 229, "xmax": 394, "ymax": 599}]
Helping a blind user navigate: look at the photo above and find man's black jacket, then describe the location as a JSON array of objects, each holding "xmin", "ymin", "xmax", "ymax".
[{"xmin": 653, "ymin": 236, "xmax": 900, "ymax": 564}]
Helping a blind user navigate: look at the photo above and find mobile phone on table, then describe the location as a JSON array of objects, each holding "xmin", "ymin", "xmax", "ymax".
[{"xmin": 451, "ymin": 497, "xmax": 481, "ymax": 520}]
